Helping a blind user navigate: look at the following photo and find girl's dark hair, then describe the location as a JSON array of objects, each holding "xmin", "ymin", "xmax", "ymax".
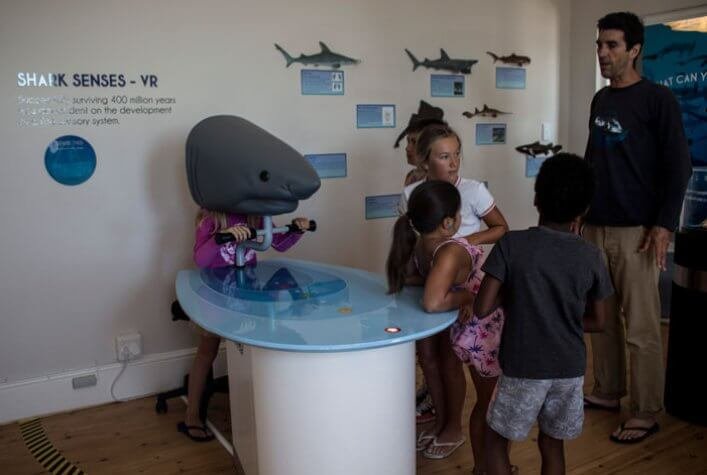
[
  {"xmin": 534, "ymin": 153, "xmax": 595, "ymax": 223},
  {"xmin": 415, "ymin": 124, "xmax": 461, "ymax": 164},
  {"xmin": 386, "ymin": 180, "xmax": 461, "ymax": 293}
]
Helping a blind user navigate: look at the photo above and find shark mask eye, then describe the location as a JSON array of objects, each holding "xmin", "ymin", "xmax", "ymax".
[{"xmin": 260, "ymin": 170, "xmax": 270, "ymax": 182}]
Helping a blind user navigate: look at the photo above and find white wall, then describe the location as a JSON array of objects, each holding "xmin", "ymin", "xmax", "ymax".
[
  {"xmin": 567, "ymin": 0, "xmax": 706, "ymax": 154},
  {"xmin": 0, "ymin": 0, "xmax": 570, "ymax": 419}
]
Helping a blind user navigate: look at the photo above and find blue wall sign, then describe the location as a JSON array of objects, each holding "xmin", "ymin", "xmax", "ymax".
[
  {"xmin": 44, "ymin": 135, "xmax": 96, "ymax": 186},
  {"xmin": 475, "ymin": 123, "xmax": 507, "ymax": 145},
  {"xmin": 365, "ymin": 194, "xmax": 400, "ymax": 219},
  {"xmin": 496, "ymin": 67, "xmax": 526, "ymax": 89},
  {"xmin": 356, "ymin": 104, "xmax": 396, "ymax": 128},
  {"xmin": 301, "ymin": 70, "xmax": 345, "ymax": 95},
  {"xmin": 305, "ymin": 153, "xmax": 347, "ymax": 179},
  {"xmin": 431, "ymin": 74, "xmax": 465, "ymax": 97}
]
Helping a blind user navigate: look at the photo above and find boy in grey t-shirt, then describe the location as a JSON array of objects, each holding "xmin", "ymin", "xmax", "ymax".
[{"xmin": 473, "ymin": 154, "xmax": 613, "ymax": 475}]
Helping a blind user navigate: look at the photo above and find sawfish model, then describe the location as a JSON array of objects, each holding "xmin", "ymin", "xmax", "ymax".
[
  {"xmin": 274, "ymin": 42, "xmax": 360, "ymax": 68},
  {"xmin": 515, "ymin": 141, "xmax": 562, "ymax": 157},
  {"xmin": 486, "ymin": 51, "xmax": 531, "ymax": 67},
  {"xmin": 462, "ymin": 104, "xmax": 511, "ymax": 118},
  {"xmin": 405, "ymin": 49, "xmax": 478, "ymax": 74}
]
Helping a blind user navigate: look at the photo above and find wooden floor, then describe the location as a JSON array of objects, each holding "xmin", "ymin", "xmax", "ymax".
[{"xmin": 1, "ymin": 328, "xmax": 705, "ymax": 474}]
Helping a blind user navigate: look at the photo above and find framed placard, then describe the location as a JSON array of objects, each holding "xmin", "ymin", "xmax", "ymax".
[
  {"xmin": 525, "ymin": 155, "xmax": 549, "ymax": 178},
  {"xmin": 356, "ymin": 104, "xmax": 396, "ymax": 128},
  {"xmin": 431, "ymin": 74, "xmax": 465, "ymax": 97},
  {"xmin": 304, "ymin": 153, "xmax": 347, "ymax": 179},
  {"xmin": 475, "ymin": 123, "xmax": 506, "ymax": 145},
  {"xmin": 301, "ymin": 70, "xmax": 344, "ymax": 95},
  {"xmin": 365, "ymin": 194, "xmax": 400, "ymax": 219},
  {"xmin": 496, "ymin": 67, "xmax": 526, "ymax": 89}
]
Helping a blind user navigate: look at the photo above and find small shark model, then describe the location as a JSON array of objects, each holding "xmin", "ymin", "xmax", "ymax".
[
  {"xmin": 515, "ymin": 141, "xmax": 562, "ymax": 157},
  {"xmin": 486, "ymin": 51, "xmax": 531, "ymax": 67},
  {"xmin": 462, "ymin": 104, "xmax": 511, "ymax": 119},
  {"xmin": 405, "ymin": 48, "xmax": 478, "ymax": 74},
  {"xmin": 275, "ymin": 42, "xmax": 360, "ymax": 69}
]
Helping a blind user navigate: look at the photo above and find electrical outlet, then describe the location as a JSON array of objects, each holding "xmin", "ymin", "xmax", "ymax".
[{"xmin": 116, "ymin": 333, "xmax": 142, "ymax": 361}]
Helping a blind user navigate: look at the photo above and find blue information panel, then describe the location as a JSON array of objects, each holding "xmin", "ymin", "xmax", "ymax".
[
  {"xmin": 525, "ymin": 155, "xmax": 549, "ymax": 178},
  {"xmin": 475, "ymin": 123, "xmax": 507, "ymax": 145},
  {"xmin": 44, "ymin": 135, "xmax": 96, "ymax": 186},
  {"xmin": 683, "ymin": 167, "xmax": 707, "ymax": 228},
  {"xmin": 305, "ymin": 153, "xmax": 347, "ymax": 179},
  {"xmin": 365, "ymin": 194, "xmax": 400, "ymax": 220},
  {"xmin": 356, "ymin": 104, "xmax": 396, "ymax": 128},
  {"xmin": 301, "ymin": 70, "xmax": 344, "ymax": 95},
  {"xmin": 496, "ymin": 67, "xmax": 526, "ymax": 89},
  {"xmin": 431, "ymin": 74, "xmax": 465, "ymax": 97}
]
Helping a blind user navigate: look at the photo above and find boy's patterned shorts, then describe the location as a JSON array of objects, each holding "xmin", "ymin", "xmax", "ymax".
[{"xmin": 487, "ymin": 375, "xmax": 584, "ymax": 441}]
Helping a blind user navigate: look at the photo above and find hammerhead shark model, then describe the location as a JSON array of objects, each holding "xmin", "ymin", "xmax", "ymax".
[
  {"xmin": 515, "ymin": 141, "xmax": 562, "ymax": 157},
  {"xmin": 405, "ymin": 48, "xmax": 478, "ymax": 74},
  {"xmin": 486, "ymin": 51, "xmax": 531, "ymax": 67},
  {"xmin": 275, "ymin": 42, "xmax": 360, "ymax": 68},
  {"xmin": 462, "ymin": 104, "xmax": 511, "ymax": 119}
]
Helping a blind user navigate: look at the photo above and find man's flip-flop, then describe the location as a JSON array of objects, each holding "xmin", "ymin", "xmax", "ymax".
[
  {"xmin": 416, "ymin": 430, "xmax": 435, "ymax": 451},
  {"xmin": 583, "ymin": 396, "xmax": 620, "ymax": 412},
  {"xmin": 177, "ymin": 421, "xmax": 215, "ymax": 442},
  {"xmin": 422, "ymin": 436, "xmax": 465, "ymax": 459},
  {"xmin": 609, "ymin": 422, "xmax": 660, "ymax": 444}
]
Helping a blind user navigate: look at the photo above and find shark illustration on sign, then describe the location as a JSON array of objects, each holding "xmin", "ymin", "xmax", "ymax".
[
  {"xmin": 462, "ymin": 104, "xmax": 511, "ymax": 119},
  {"xmin": 643, "ymin": 41, "xmax": 697, "ymax": 61},
  {"xmin": 486, "ymin": 51, "xmax": 531, "ymax": 67},
  {"xmin": 275, "ymin": 42, "xmax": 360, "ymax": 69},
  {"xmin": 404, "ymin": 49, "xmax": 478, "ymax": 74},
  {"xmin": 515, "ymin": 141, "xmax": 562, "ymax": 157}
]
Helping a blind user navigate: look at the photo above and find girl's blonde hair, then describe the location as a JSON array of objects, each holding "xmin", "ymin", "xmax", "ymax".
[
  {"xmin": 415, "ymin": 124, "xmax": 461, "ymax": 164},
  {"xmin": 196, "ymin": 209, "xmax": 229, "ymax": 232}
]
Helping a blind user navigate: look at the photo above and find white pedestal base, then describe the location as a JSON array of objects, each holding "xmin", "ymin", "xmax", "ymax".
[{"xmin": 227, "ymin": 341, "xmax": 415, "ymax": 475}]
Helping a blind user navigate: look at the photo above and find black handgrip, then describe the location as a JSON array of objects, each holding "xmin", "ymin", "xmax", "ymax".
[
  {"xmin": 214, "ymin": 227, "xmax": 257, "ymax": 244},
  {"xmin": 287, "ymin": 220, "xmax": 317, "ymax": 234}
]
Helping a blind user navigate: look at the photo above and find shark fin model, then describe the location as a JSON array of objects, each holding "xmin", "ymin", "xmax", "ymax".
[
  {"xmin": 405, "ymin": 48, "xmax": 478, "ymax": 74},
  {"xmin": 274, "ymin": 42, "xmax": 360, "ymax": 69}
]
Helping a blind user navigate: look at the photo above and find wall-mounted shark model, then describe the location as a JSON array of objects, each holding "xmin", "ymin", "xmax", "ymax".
[
  {"xmin": 515, "ymin": 141, "xmax": 562, "ymax": 157},
  {"xmin": 405, "ymin": 49, "xmax": 478, "ymax": 74},
  {"xmin": 462, "ymin": 104, "xmax": 511, "ymax": 119},
  {"xmin": 275, "ymin": 42, "xmax": 360, "ymax": 69},
  {"xmin": 486, "ymin": 51, "xmax": 531, "ymax": 67}
]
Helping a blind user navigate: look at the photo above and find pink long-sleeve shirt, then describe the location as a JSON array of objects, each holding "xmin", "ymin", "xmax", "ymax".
[{"xmin": 193, "ymin": 213, "xmax": 302, "ymax": 268}]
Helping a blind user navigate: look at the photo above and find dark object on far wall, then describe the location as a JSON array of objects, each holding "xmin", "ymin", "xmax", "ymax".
[
  {"xmin": 394, "ymin": 100, "xmax": 445, "ymax": 148},
  {"xmin": 462, "ymin": 104, "xmax": 511, "ymax": 119},
  {"xmin": 665, "ymin": 229, "xmax": 707, "ymax": 426},
  {"xmin": 274, "ymin": 42, "xmax": 360, "ymax": 68},
  {"xmin": 405, "ymin": 48, "xmax": 478, "ymax": 74},
  {"xmin": 486, "ymin": 51, "xmax": 531, "ymax": 67},
  {"xmin": 515, "ymin": 141, "xmax": 562, "ymax": 157}
]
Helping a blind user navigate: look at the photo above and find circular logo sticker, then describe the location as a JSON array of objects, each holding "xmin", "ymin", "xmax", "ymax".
[{"xmin": 44, "ymin": 135, "xmax": 96, "ymax": 186}]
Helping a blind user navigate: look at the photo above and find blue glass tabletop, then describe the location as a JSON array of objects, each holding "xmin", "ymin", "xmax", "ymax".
[{"xmin": 176, "ymin": 258, "xmax": 458, "ymax": 352}]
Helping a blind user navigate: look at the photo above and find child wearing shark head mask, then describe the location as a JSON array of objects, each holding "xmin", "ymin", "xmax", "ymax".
[{"xmin": 177, "ymin": 209, "xmax": 311, "ymax": 442}]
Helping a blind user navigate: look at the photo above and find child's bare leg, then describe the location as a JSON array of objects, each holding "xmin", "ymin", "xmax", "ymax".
[
  {"xmin": 486, "ymin": 427, "xmax": 512, "ymax": 475},
  {"xmin": 469, "ymin": 367, "xmax": 498, "ymax": 473},
  {"xmin": 434, "ymin": 335, "xmax": 465, "ymax": 443},
  {"xmin": 538, "ymin": 431, "xmax": 565, "ymax": 475},
  {"xmin": 185, "ymin": 333, "xmax": 221, "ymax": 429},
  {"xmin": 417, "ymin": 334, "xmax": 445, "ymax": 435}
]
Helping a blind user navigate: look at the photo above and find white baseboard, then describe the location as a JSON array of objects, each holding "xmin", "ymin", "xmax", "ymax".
[{"xmin": 0, "ymin": 346, "xmax": 227, "ymax": 425}]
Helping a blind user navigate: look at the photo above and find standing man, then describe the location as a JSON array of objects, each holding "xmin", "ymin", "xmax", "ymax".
[{"xmin": 582, "ymin": 11, "xmax": 692, "ymax": 444}]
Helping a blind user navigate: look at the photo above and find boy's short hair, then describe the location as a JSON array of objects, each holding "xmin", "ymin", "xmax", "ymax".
[
  {"xmin": 597, "ymin": 12, "xmax": 644, "ymax": 54},
  {"xmin": 535, "ymin": 153, "xmax": 595, "ymax": 223}
]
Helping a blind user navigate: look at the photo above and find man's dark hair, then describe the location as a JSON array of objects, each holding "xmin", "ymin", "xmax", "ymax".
[
  {"xmin": 535, "ymin": 153, "xmax": 595, "ymax": 223},
  {"xmin": 598, "ymin": 11, "xmax": 644, "ymax": 61}
]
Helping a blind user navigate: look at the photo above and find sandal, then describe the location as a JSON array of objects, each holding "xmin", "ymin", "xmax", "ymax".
[
  {"xmin": 609, "ymin": 421, "xmax": 659, "ymax": 444},
  {"xmin": 422, "ymin": 436, "xmax": 465, "ymax": 459},
  {"xmin": 177, "ymin": 421, "xmax": 215, "ymax": 442},
  {"xmin": 416, "ymin": 430, "xmax": 435, "ymax": 451}
]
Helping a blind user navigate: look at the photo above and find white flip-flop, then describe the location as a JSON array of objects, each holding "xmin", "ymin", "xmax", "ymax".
[{"xmin": 422, "ymin": 436, "xmax": 465, "ymax": 459}]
